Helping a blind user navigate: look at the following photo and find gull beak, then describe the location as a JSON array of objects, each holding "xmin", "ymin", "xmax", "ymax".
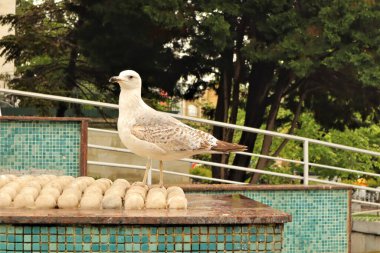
[{"xmin": 109, "ymin": 76, "xmax": 121, "ymax": 83}]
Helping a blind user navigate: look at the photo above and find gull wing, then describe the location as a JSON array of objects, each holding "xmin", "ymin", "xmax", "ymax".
[{"xmin": 131, "ymin": 114, "xmax": 216, "ymax": 152}]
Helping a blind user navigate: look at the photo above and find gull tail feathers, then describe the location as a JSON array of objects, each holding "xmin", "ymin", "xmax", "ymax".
[{"xmin": 211, "ymin": 140, "xmax": 247, "ymax": 153}]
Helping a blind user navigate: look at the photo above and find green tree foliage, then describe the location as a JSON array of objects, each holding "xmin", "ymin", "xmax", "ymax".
[
  {"xmin": 142, "ymin": 0, "xmax": 380, "ymax": 183},
  {"xmin": 2, "ymin": 0, "xmax": 380, "ymax": 184},
  {"xmin": 259, "ymin": 111, "xmax": 380, "ymax": 185},
  {"xmin": 0, "ymin": 0, "xmax": 101, "ymax": 115}
]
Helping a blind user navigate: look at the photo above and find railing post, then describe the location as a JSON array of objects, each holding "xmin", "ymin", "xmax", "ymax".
[
  {"xmin": 147, "ymin": 168, "xmax": 152, "ymax": 185},
  {"xmin": 303, "ymin": 140, "xmax": 309, "ymax": 185}
]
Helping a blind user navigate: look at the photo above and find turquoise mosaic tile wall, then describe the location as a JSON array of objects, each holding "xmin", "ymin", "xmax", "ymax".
[
  {"xmin": 188, "ymin": 190, "xmax": 349, "ymax": 253},
  {"xmin": 0, "ymin": 120, "xmax": 81, "ymax": 176},
  {"xmin": 0, "ymin": 224, "xmax": 284, "ymax": 253}
]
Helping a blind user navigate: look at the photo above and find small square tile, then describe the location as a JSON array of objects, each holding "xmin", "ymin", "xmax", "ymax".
[
  {"xmin": 132, "ymin": 235, "xmax": 140, "ymax": 243},
  {"xmin": 32, "ymin": 243, "xmax": 40, "ymax": 251},
  {"xmin": 209, "ymin": 243, "xmax": 216, "ymax": 250},
  {"xmin": 84, "ymin": 234, "xmax": 91, "ymax": 243},
  {"xmin": 117, "ymin": 244, "xmax": 124, "ymax": 251},
  {"xmin": 41, "ymin": 235, "xmax": 49, "ymax": 242},
  {"xmin": 133, "ymin": 227, "xmax": 140, "ymax": 235},
  {"xmin": 191, "ymin": 243, "xmax": 199, "ymax": 250},
  {"xmin": 83, "ymin": 244, "xmax": 91, "ymax": 251},
  {"xmin": 101, "ymin": 235, "xmax": 109, "ymax": 243},
  {"xmin": 15, "ymin": 243, "xmax": 23, "ymax": 251},
  {"xmin": 7, "ymin": 235, "xmax": 15, "ymax": 242},
  {"xmin": 50, "ymin": 235, "xmax": 57, "ymax": 243},
  {"xmin": 0, "ymin": 226, "xmax": 7, "ymax": 233},
  {"xmin": 117, "ymin": 235, "xmax": 124, "ymax": 243},
  {"xmin": 49, "ymin": 227, "xmax": 57, "ymax": 234},
  {"xmin": 234, "ymin": 243, "xmax": 241, "ymax": 250},
  {"xmin": 184, "ymin": 235, "xmax": 191, "ymax": 242},
  {"xmin": 32, "ymin": 235, "xmax": 40, "ymax": 242},
  {"xmin": 6, "ymin": 243, "xmax": 14, "ymax": 250},
  {"xmin": 58, "ymin": 227, "xmax": 65, "ymax": 234},
  {"xmin": 149, "ymin": 235, "xmax": 156, "ymax": 243},
  {"xmin": 101, "ymin": 227, "xmax": 108, "ymax": 235},
  {"xmin": 175, "ymin": 235, "xmax": 182, "ymax": 242},
  {"xmin": 164, "ymin": 227, "xmax": 172, "ymax": 234},
  {"xmin": 149, "ymin": 244, "xmax": 157, "ymax": 251},
  {"xmin": 125, "ymin": 235, "xmax": 132, "ymax": 243},
  {"xmin": 91, "ymin": 244, "xmax": 100, "ymax": 251},
  {"xmin": 183, "ymin": 243, "xmax": 191, "ymax": 251},
  {"xmin": 175, "ymin": 244, "xmax": 182, "ymax": 251},
  {"xmin": 132, "ymin": 243, "xmax": 140, "ymax": 251},
  {"xmin": 200, "ymin": 243, "xmax": 208, "ymax": 250},
  {"xmin": 58, "ymin": 244, "xmax": 66, "ymax": 252},
  {"xmin": 24, "ymin": 243, "xmax": 31, "ymax": 251},
  {"xmin": 184, "ymin": 227, "xmax": 191, "ymax": 234},
  {"xmin": 15, "ymin": 227, "xmax": 23, "ymax": 234},
  {"xmin": 200, "ymin": 235, "xmax": 207, "ymax": 242},
  {"xmin": 75, "ymin": 244, "xmax": 83, "ymax": 251},
  {"xmin": 166, "ymin": 236, "xmax": 173, "ymax": 243},
  {"xmin": 167, "ymin": 244, "xmax": 174, "ymax": 251},
  {"xmin": 41, "ymin": 243, "xmax": 49, "ymax": 251},
  {"xmin": 75, "ymin": 235, "xmax": 83, "ymax": 243},
  {"xmin": 101, "ymin": 244, "xmax": 108, "ymax": 251},
  {"xmin": 141, "ymin": 243, "xmax": 149, "ymax": 251},
  {"xmin": 66, "ymin": 227, "xmax": 74, "ymax": 234},
  {"xmin": 75, "ymin": 227, "xmax": 83, "ymax": 234}
]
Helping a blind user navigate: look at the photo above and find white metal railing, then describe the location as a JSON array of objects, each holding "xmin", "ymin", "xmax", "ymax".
[{"xmin": 1, "ymin": 88, "xmax": 380, "ymax": 207}]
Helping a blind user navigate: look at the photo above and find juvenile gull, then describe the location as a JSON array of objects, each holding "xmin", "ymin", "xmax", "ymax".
[{"xmin": 109, "ymin": 70, "xmax": 246, "ymax": 186}]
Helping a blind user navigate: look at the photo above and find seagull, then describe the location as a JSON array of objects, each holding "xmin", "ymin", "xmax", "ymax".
[{"xmin": 109, "ymin": 70, "xmax": 247, "ymax": 187}]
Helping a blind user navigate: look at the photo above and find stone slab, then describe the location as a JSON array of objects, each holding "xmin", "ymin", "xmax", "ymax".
[{"xmin": 0, "ymin": 194, "xmax": 291, "ymax": 225}]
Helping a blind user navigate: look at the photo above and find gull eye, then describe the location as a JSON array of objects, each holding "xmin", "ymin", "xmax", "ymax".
[{"xmin": 127, "ymin": 75, "xmax": 133, "ymax": 80}]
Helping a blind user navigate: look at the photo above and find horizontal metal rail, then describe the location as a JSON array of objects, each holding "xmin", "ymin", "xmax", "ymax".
[
  {"xmin": 352, "ymin": 200, "xmax": 380, "ymax": 208},
  {"xmin": 88, "ymin": 143, "xmax": 303, "ymax": 180},
  {"xmin": 87, "ymin": 160, "xmax": 247, "ymax": 185},
  {"xmin": 309, "ymin": 162, "xmax": 380, "ymax": 178},
  {"xmin": 90, "ymin": 144, "xmax": 380, "ymax": 193},
  {"xmin": 2, "ymin": 88, "xmax": 380, "ymax": 157},
  {"xmin": 352, "ymin": 208, "xmax": 380, "ymax": 215},
  {"xmin": 89, "ymin": 134, "xmax": 304, "ymax": 165}
]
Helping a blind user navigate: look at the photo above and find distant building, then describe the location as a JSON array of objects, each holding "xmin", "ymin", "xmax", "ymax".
[
  {"xmin": 179, "ymin": 88, "xmax": 217, "ymax": 118},
  {"xmin": 0, "ymin": 0, "xmax": 16, "ymax": 89}
]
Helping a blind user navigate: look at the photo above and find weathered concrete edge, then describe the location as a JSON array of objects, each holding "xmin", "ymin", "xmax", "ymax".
[
  {"xmin": 352, "ymin": 220, "xmax": 380, "ymax": 236},
  {"xmin": 177, "ymin": 184, "xmax": 353, "ymax": 191}
]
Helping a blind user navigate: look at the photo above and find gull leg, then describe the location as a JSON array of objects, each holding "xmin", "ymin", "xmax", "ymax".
[
  {"xmin": 159, "ymin": 160, "xmax": 164, "ymax": 187},
  {"xmin": 142, "ymin": 158, "xmax": 152, "ymax": 185}
]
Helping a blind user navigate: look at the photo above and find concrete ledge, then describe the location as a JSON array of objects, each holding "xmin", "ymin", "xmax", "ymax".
[
  {"xmin": 353, "ymin": 220, "xmax": 380, "ymax": 235},
  {"xmin": 0, "ymin": 194, "xmax": 291, "ymax": 225},
  {"xmin": 177, "ymin": 184, "xmax": 352, "ymax": 191}
]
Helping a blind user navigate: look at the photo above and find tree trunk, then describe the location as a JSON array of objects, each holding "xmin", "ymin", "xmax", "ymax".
[
  {"xmin": 211, "ymin": 49, "xmax": 233, "ymax": 179},
  {"xmin": 229, "ymin": 62, "xmax": 275, "ymax": 182},
  {"xmin": 226, "ymin": 16, "xmax": 246, "ymax": 143},
  {"xmin": 250, "ymin": 69, "xmax": 291, "ymax": 183},
  {"xmin": 271, "ymin": 90, "xmax": 306, "ymax": 157}
]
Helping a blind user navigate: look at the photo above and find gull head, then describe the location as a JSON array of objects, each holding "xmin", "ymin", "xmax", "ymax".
[{"xmin": 109, "ymin": 70, "xmax": 141, "ymax": 90}]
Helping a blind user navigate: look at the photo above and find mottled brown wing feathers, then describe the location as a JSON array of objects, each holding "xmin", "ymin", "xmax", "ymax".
[{"xmin": 211, "ymin": 140, "xmax": 247, "ymax": 152}]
